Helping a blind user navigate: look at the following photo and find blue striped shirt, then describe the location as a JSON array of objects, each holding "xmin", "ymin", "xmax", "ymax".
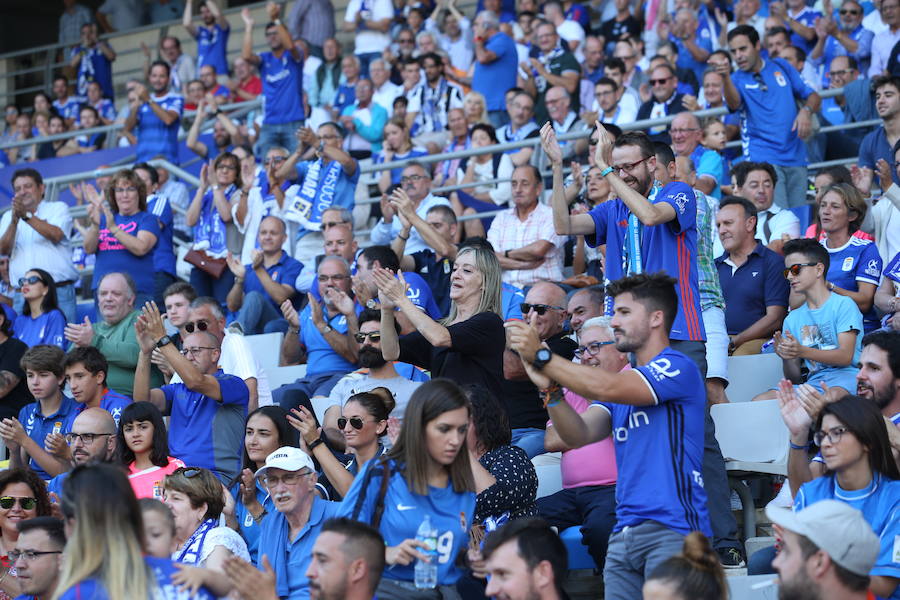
[{"xmin": 135, "ymin": 91, "xmax": 183, "ymax": 162}]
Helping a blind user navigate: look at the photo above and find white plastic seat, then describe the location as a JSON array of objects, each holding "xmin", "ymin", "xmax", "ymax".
[
  {"xmin": 243, "ymin": 332, "xmax": 284, "ymax": 371},
  {"xmin": 265, "ymin": 364, "xmax": 308, "ymax": 390},
  {"xmin": 726, "ymin": 353, "xmax": 783, "ymax": 402},
  {"xmin": 532, "ymin": 462, "xmax": 563, "ymax": 499}
]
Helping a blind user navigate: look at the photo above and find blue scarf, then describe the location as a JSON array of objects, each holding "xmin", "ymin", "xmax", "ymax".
[
  {"xmin": 175, "ymin": 518, "xmax": 217, "ymax": 565},
  {"xmin": 287, "ymin": 159, "xmax": 344, "ymax": 230},
  {"xmin": 623, "ymin": 181, "xmax": 662, "ymax": 276},
  {"xmin": 192, "ymin": 184, "xmax": 235, "ymax": 257}
]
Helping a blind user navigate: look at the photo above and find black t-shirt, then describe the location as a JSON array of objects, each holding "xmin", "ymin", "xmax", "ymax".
[
  {"xmin": 501, "ymin": 331, "xmax": 578, "ymax": 430},
  {"xmin": 0, "ymin": 336, "xmax": 32, "ymax": 420},
  {"xmin": 411, "ymin": 249, "xmax": 453, "ymax": 318},
  {"xmin": 599, "ymin": 16, "xmax": 641, "ymax": 52},
  {"xmin": 399, "ymin": 311, "xmax": 505, "ymax": 399}
]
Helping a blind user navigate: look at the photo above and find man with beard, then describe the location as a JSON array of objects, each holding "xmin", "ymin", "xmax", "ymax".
[
  {"xmin": 321, "ymin": 309, "xmax": 423, "ymax": 430},
  {"xmin": 124, "ymin": 61, "xmax": 184, "ymax": 164},
  {"xmin": 46, "ymin": 407, "xmax": 117, "ymax": 496},
  {"xmin": 306, "ymin": 518, "xmax": 385, "ymax": 600}
]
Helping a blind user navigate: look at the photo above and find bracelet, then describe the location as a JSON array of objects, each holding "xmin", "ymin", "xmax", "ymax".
[
  {"xmin": 234, "ymin": 277, "xmax": 244, "ymax": 285},
  {"xmin": 789, "ymin": 441, "xmax": 810, "ymax": 450},
  {"xmin": 398, "ymin": 232, "xmax": 409, "ymax": 241},
  {"xmin": 308, "ymin": 437, "xmax": 325, "ymax": 452},
  {"xmin": 540, "ymin": 384, "xmax": 563, "ymax": 408},
  {"xmin": 600, "ymin": 166, "xmax": 614, "ymax": 177},
  {"xmin": 504, "ymin": 249, "xmax": 510, "ymax": 258},
  {"xmin": 287, "ymin": 326, "xmax": 299, "ymax": 335}
]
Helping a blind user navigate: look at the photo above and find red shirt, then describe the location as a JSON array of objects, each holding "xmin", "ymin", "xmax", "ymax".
[{"xmin": 232, "ymin": 76, "xmax": 262, "ymax": 103}]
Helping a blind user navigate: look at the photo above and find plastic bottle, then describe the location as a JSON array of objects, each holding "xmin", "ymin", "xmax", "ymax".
[{"xmin": 414, "ymin": 514, "xmax": 438, "ymax": 589}]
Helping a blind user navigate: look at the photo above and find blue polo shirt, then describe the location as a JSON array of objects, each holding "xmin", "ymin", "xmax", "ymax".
[
  {"xmin": 149, "ymin": 194, "xmax": 176, "ymax": 277},
  {"xmin": 195, "ymin": 24, "xmax": 230, "ymax": 74},
  {"xmin": 715, "ymin": 242, "xmax": 790, "ymax": 335},
  {"xmin": 68, "ymin": 387, "xmax": 132, "ymax": 429},
  {"xmin": 257, "ymin": 497, "xmax": 342, "ymax": 600},
  {"xmin": 135, "ymin": 91, "xmax": 184, "ymax": 163},
  {"xmin": 162, "ymin": 371, "xmax": 249, "ymax": 482},
  {"xmin": 672, "ymin": 29, "xmax": 714, "ymax": 83},
  {"xmin": 732, "ymin": 58, "xmax": 814, "ymax": 166},
  {"xmin": 333, "ymin": 83, "xmax": 356, "ymax": 117},
  {"xmin": 243, "ymin": 251, "xmax": 304, "ymax": 309},
  {"xmin": 18, "ymin": 395, "xmax": 78, "ymax": 480},
  {"xmin": 258, "ymin": 50, "xmax": 305, "ymax": 124},
  {"xmin": 232, "ymin": 479, "xmax": 275, "ymax": 563},
  {"xmin": 472, "ymin": 31, "xmax": 518, "ymax": 111},
  {"xmin": 298, "ymin": 303, "xmax": 359, "ymax": 377},
  {"xmin": 860, "ymin": 126, "xmax": 900, "ymax": 187}
]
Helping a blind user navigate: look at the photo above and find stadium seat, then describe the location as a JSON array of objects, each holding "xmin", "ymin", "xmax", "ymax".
[
  {"xmin": 726, "ymin": 353, "xmax": 783, "ymax": 402},
  {"xmin": 533, "ymin": 462, "xmax": 563, "ymax": 499},
  {"xmin": 265, "ymin": 364, "xmax": 308, "ymax": 390},
  {"xmin": 244, "ymin": 332, "xmax": 284, "ymax": 371},
  {"xmin": 559, "ymin": 526, "xmax": 597, "ymax": 570},
  {"xmin": 727, "ymin": 574, "xmax": 779, "ymax": 599},
  {"xmin": 711, "ymin": 400, "xmax": 789, "ymax": 541}
]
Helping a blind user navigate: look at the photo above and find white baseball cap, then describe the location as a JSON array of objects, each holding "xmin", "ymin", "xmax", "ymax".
[
  {"xmin": 254, "ymin": 446, "xmax": 315, "ymax": 479},
  {"xmin": 766, "ymin": 500, "xmax": 880, "ymax": 577}
]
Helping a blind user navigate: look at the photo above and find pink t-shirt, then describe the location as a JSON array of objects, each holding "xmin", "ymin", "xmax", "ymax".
[
  {"xmin": 804, "ymin": 224, "xmax": 874, "ymax": 242},
  {"xmin": 128, "ymin": 456, "xmax": 186, "ymax": 499},
  {"xmin": 549, "ymin": 390, "xmax": 618, "ymax": 488}
]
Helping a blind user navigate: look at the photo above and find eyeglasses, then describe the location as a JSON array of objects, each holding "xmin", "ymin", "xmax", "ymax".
[
  {"xmin": 321, "ymin": 219, "xmax": 349, "ymax": 229},
  {"xmin": 338, "ymin": 416, "xmax": 375, "ymax": 430},
  {"xmin": 184, "ymin": 320, "xmax": 209, "ymax": 333},
  {"xmin": 263, "ymin": 156, "xmax": 286, "ymax": 165},
  {"xmin": 317, "ymin": 274, "xmax": 349, "ymax": 282},
  {"xmin": 398, "ymin": 38, "xmax": 414, "ymax": 44},
  {"xmin": 752, "ymin": 72, "xmax": 768, "ymax": 92},
  {"xmin": 814, "ymin": 426, "xmax": 848, "ymax": 446},
  {"xmin": 354, "ymin": 331, "xmax": 382, "ymax": 343},
  {"xmin": 65, "ymin": 432, "xmax": 112, "ymax": 445},
  {"xmin": 839, "ymin": 8, "xmax": 861, "ymax": 14},
  {"xmin": 830, "ymin": 68, "xmax": 857, "ymax": 77},
  {"xmin": 650, "ymin": 77, "xmax": 672, "ymax": 85},
  {"xmin": 595, "ymin": 89, "xmax": 616, "ymax": 97},
  {"xmin": 400, "ymin": 174, "xmax": 428, "ymax": 184},
  {"xmin": 114, "ymin": 187, "xmax": 137, "ymax": 194},
  {"xmin": 216, "ymin": 164, "xmax": 238, "ymax": 171},
  {"xmin": 17, "ymin": 275, "xmax": 42, "ymax": 287},
  {"xmin": 574, "ymin": 340, "xmax": 615, "ymax": 358},
  {"xmin": 180, "ymin": 346, "xmax": 217, "ymax": 357},
  {"xmin": 520, "ymin": 303, "xmax": 565, "ymax": 316},
  {"xmin": 9, "ymin": 550, "xmax": 61, "ymax": 562},
  {"xmin": 782, "ymin": 262, "xmax": 819, "ymax": 278},
  {"xmin": 611, "ymin": 156, "xmax": 651, "ymax": 174},
  {"xmin": 0, "ymin": 497, "xmax": 36, "ymax": 510},
  {"xmin": 260, "ymin": 471, "xmax": 313, "ymax": 488},
  {"xmin": 319, "ymin": 134, "xmax": 340, "ymax": 140}
]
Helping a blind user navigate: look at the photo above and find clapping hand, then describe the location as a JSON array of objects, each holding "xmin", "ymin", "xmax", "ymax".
[
  {"xmin": 240, "ymin": 7, "xmax": 254, "ymax": 27},
  {"xmin": 773, "ymin": 331, "xmax": 803, "ymax": 360},
  {"xmin": 592, "ymin": 120, "xmax": 614, "ymax": 170},
  {"xmin": 64, "ymin": 316, "xmax": 94, "ymax": 347},
  {"xmin": 280, "ymin": 299, "xmax": 300, "ymax": 329},
  {"xmin": 504, "ymin": 320, "xmax": 542, "ymax": 364},
  {"xmin": 371, "ymin": 267, "xmax": 408, "ymax": 307},
  {"xmin": 287, "ymin": 405, "xmax": 321, "ymax": 446},
  {"xmin": 539, "ymin": 122, "xmax": 563, "ymax": 166},
  {"xmin": 776, "ymin": 378, "xmax": 811, "ymax": 440},
  {"xmin": 226, "ymin": 252, "xmax": 246, "ymax": 279},
  {"xmin": 322, "ymin": 286, "xmax": 355, "ymax": 315}
]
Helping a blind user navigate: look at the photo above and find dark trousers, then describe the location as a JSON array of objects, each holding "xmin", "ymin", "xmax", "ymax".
[
  {"xmin": 669, "ymin": 339, "xmax": 741, "ymax": 553},
  {"xmin": 154, "ymin": 271, "xmax": 178, "ymax": 308},
  {"xmin": 537, "ymin": 484, "xmax": 617, "ymax": 570},
  {"xmin": 189, "ymin": 268, "xmax": 235, "ymax": 306}
]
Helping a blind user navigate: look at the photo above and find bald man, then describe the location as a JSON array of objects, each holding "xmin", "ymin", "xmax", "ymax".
[
  {"xmin": 669, "ymin": 112, "xmax": 724, "ymax": 198},
  {"xmin": 47, "ymin": 407, "xmax": 117, "ymax": 495},
  {"xmin": 502, "ymin": 282, "xmax": 578, "ymax": 458}
]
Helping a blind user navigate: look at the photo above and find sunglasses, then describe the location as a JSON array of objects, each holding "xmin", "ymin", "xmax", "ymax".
[
  {"xmin": 18, "ymin": 275, "xmax": 42, "ymax": 287},
  {"xmin": 840, "ymin": 9, "xmax": 861, "ymax": 14},
  {"xmin": 574, "ymin": 340, "xmax": 615, "ymax": 358},
  {"xmin": 175, "ymin": 467, "xmax": 203, "ymax": 478},
  {"xmin": 338, "ymin": 416, "xmax": 374, "ymax": 430},
  {"xmin": 752, "ymin": 72, "xmax": 768, "ymax": 92},
  {"xmin": 782, "ymin": 262, "xmax": 818, "ymax": 278},
  {"xmin": 184, "ymin": 320, "xmax": 209, "ymax": 333},
  {"xmin": 521, "ymin": 303, "xmax": 565, "ymax": 316},
  {"xmin": 354, "ymin": 332, "xmax": 381, "ymax": 343},
  {"xmin": 0, "ymin": 496, "xmax": 36, "ymax": 510},
  {"xmin": 649, "ymin": 77, "xmax": 671, "ymax": 85}
]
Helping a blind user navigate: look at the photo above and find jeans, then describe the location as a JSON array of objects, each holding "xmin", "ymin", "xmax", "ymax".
[
  {"xmin": 236, "ymin": 290, "xmax": 283, "ymax": 335},
  {"xmin": 16, "ymin": 283, "xmax": 76, "ymax": 324},
  {"xmin": 189, "ymin": 268, "xmax": 235, "ymax": 306},
  {"xmin": 536, "ymin": 484, "xmax": 617, "ymax": 570},
  {"xmin": 488, "ymin": 110, "xmax": 510, "ymax": 129},
  {"xmin": 154, "ymin": 271, "xmax": 178, "ymax": 309},
  {"xmin": 603, "ymin": 521, "xmax": 687, "ymax": 600},
  {"xmin": 670, "ymin": 339, "xmax": 741, "ymax": 554},
  {"xmin": 257, "ymin": 119, "xmax": 304, "ymax": 157},
  {"xmin": 773, "ymin": 164, "xmax": 809, "ymax": 209},
  {"xmin": 510, "ymin": 427, "xmax": 546, "ymax": 459},
  {"xmin": 273, "ymin": 370, "xmax": 346, "ymax": 407},
  {"xmin": 355, "ymin": 52, "xmax": 382, "ymax": 78}
]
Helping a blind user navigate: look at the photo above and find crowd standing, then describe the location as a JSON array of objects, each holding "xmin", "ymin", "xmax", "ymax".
[{"xmin": 7, "ymin": 0, "xmax": 900, "ymax": 598}]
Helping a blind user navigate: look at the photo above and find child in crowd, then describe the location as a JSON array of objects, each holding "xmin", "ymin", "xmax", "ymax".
[
  {"xmin": 701, "ymin": 119, "xmax": 731, "ymax": 196},
  {"xmin": 140, "ymin": 497, "xmax": 179, "ymax": 558},
  {"xmin": 118, "ymin": 401, "xmax": 185, "ymax": 499}
]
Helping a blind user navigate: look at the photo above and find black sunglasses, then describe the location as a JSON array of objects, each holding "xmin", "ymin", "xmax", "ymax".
[
  {"xmin": 521, "ymin": 303, "xmax": 565, "ymax": 316},
  {"xmin": 337, "ymin": 416, "xmax": 370, "ymax": 430},
  {"xmin": 184, "ymin": 320, "xmax": 209, "ymax": 333},
  {"xmin": 174, "ymin": 467, "xmax": 203, "ymax": 478},
  {"xmin": 752, "ymin": 72, "xmax": 768, "ymax": 92},
  {"xmin": 354, "ymin": 332, "xmax": 381, "ymax": 343},
  {"xmin": 782, "ymin": 262, "xmax": 818, "ymax": 278},
  {"xmin": 0, "ymin": 496, "xmax": 36, "ymax": 510},
  {"xmin": 18, "ymin": 275, "xmax": 42, "ymax": 287}
]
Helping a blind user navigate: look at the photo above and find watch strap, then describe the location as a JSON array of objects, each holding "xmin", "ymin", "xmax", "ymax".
[
  {"xmin": 308, "ymin": 437, "xmax": 325, "ymax": 452},
  {"xmin": 600, "ymin": 166, "xmax": 614, "ymax": 177}
]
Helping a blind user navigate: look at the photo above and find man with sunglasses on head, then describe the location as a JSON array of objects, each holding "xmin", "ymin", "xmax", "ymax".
[
  {"xmin": 754, "ymin": 238, "xmax": 863, "ymax": 400},
  {"xmin": 720, "ymin": 25, "xmax": 820, "ymax": 209},
  {"xmin": 134, "ymin": 301, "xmax": 250, "ymax": 483},
  {"xmin": 45, "ymin": 407, "xmax": 117, "ymax": 497},
  {"xmin": 502, "ymin": 282, "xmax": 578, "ymax": 459},
  {"xmin": 253, "ymin": 446, "xmax": 341, "ymax": 600}
]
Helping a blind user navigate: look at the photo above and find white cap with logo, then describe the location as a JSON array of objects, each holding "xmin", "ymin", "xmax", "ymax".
[
  {"xmin": 254, "ymin": 446, "xmax": 315, "ymax": 479},
  {"xmin": 766, "ymin": 500, "xmax": 880, "ymax": 577}
]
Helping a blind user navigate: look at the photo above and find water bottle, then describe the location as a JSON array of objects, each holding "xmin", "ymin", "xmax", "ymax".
[{"xmin": 414, "ymin": 514, "xmax": 438, "ymax": 589}]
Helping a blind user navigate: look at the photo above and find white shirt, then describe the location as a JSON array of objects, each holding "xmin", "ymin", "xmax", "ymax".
[
  {"xmin": 557, "ymin": 20, "xmax": 586, "ymax": 60},
  {"xmin": 755, "ymin": 203, "xmax": 801, "ymax": 245},
  {"xmin": 159, "ymin": 179, "xmax": 191, "ymax": 237},
  {"xmin": 233, "ymin": 185, "xmax": 293, "ymax": 264},
  {"xmin": 372, "ymin": 80, "xmax": 401, "ymax": 115},
  {"xmin": 344, "ymin": 0, "xmax": 393, "ymax": 54},
  {"xmin": 326, "ymin": 370, "xmax": 423, "ymax": 421},
  {"xmin": 869, "ymin": 26, "xmax": 900, "ymax": 77},
  {"xmin": 864, "ymin": 9, "xmax": 888, "ymax": 36},
  {"xmin": 370, "ymin": 194, "xmax": 452, "ymax": 254},
  {"xmin": 170, "ymin": 329, "xmax": 273, "ymax": 407},
  {"xmin": 0, "ymin": 200, "xmax": 78, "ymax": 285}
]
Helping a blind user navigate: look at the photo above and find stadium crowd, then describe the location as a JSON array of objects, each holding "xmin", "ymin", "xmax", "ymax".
[{"xmin": 3, "ymin": 0, "xmax": 900, "ymax": 598}]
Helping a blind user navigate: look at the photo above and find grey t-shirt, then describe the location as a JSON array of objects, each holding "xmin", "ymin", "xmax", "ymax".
[{"xmin": 326, "ymin": 371, "xmax": 423, "ymax": 419}]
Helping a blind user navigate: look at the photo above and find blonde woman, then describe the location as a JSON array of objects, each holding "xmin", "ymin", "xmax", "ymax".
[{"xmin": 463, "ymin": 91, "xmax": 490, "ymax": 125}]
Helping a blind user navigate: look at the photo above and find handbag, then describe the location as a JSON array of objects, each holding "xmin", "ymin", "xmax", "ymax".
[{"xmin": 184, "ymin": 249, "xmax": 227, "ymax": 279}]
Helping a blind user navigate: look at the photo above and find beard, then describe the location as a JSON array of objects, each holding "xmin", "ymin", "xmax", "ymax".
[
  {"xmin": 777, "ymin": 569, "xmax": 821, "ymax": 600},
  {"xmin": 358, "ymin": 345, "xmax": 387, "ymax": 369}
]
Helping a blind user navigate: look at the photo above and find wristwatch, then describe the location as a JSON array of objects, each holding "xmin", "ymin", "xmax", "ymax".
[
  {"xmin": 532, "ymin": 347, "xmax": 553, "ymax": 371},
  {"xmin": 308, "ymin": 436, "xmax": 325, "ymax": 452},
  {"xmin": 155, "ymin": 335, "xmax": 173, "ymax": 349},
  {"xmin": 22, "ymin": 211, "xmax": 33, "ymax": 222},
  {"xmin": 366, "ymin": 298, "xmax": 379, "ymax": 309},
  {"xmin": 320, "ymin": 324, "xmax": 333, "ymax": 335}
]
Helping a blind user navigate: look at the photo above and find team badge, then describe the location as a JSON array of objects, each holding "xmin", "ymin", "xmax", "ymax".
[{"xmin": 774, "ymin": 71, "xmax": 787, "ymax": 87}]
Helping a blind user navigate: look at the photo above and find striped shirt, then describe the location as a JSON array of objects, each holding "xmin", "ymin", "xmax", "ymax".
[
  {"xmin": 487, "ymin": 202, "xmax": 565, "ymax": 287},
  {"xmin": 694, "ymin": 188, "xmax": 724, "ymax": 311},
  {"xmin": 135, "ymin": 91, "xmax": 184, "ymax": 163},
  {"xmin": 288, "ymin": 0, "xmax": 336, "ymax": 47}
]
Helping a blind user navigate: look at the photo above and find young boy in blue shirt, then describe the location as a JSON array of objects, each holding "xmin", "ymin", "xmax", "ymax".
[
  {"xmin": 756, "ymin": 238, "xmax": 863, "ymax": 399},
  {"xmin": 0, "ymin": 345, "xmax": 76, "ymax": 480},
  {"xmin": 64, "ymin": 346, "xmax": 132, "ymax": 428}
]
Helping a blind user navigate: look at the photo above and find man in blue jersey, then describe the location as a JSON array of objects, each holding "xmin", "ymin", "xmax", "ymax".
[
  {"xmin": 125, "ymin": 61, "xmax": 184, "ymax": 164},
  {"xmin": 506, "ymin": 272, "xmax": 712, "ymax": 599},
  {"xmin": 134, "ymin": 301, "xmax": 249, "ymax": 482},
  {"xmin": 133, "ymin": 162, "xmax": 177, "ymax": 307},
  {"xmin": 69, "ymin": 23, "xmax": 116, "ymax": 100},
  {"xmin": 241, "ymin": 3, "xmax": 306, "ymax": 157},
  {"xmin": 51, "ymin": 76, "xmax": 83, "ymax": 129},
  {"xmin": 183, "ymin": 0, "xmax": 230, "ymax": 75},
  {"xmin": 721, "ymin": 25, "xmax": 820, "ymax": 209},
  {"xmin": 0, "ymin": 345, "xmax": 75, "ymax": 480},
  {"xmin": 63, "ymin": 347, "xmax": 131, "ymax": 428},
  {"xmin": 255, "ymin": 446, "xmax": 342, "ymax": 600}
]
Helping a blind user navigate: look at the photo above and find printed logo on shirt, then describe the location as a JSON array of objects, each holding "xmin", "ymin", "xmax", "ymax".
[
  {"xmin": 865, "ymin": 259, "xmax": 880, "ymax": 277},
  {"xmin": 397, "ymin": 503, "xmax": 417, "ymax": 511},
  {"xmin": 842, "ymin": 256, "xmax": 854, "ymax": 272},
  {"xmin": 672, "ymin": 193, "xmax": 689, "ymax": 215},
  {"xmin": 613, "ymin": 410, "xmax": 650, "ymax": 442},
  {"xmin": 693, "ymin": 469, "xmax": 705, "ymax": 488},
  {"xmin": 752, "ymin": 271, "xmax": 759, "ymax": 277},
  {"xmin": 646, "ymin": 357, "xmax": 682, "ymax": 381},
  {"xmin": 774, "ymin": 71, "xmax": 787, "ymax": 87}
]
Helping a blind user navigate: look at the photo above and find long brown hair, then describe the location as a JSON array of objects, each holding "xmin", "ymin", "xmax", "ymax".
[
  {"xmin": 104, "ymin": 169, "xmax": 147, "ymax": 214},
  {"xmin": 386, "ymin": 379, "xmax": 475, "ymax": 495}
]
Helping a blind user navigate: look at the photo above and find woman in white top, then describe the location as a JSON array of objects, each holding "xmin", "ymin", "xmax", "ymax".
[{"xmin": 450, "ymin": 123, "xmax": 514, "ymax": 239}]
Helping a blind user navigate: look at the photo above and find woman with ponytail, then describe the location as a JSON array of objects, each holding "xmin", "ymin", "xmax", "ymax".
[{"xmin": 642, "ymin": 532, "xmax": 728, "ymax": 600}]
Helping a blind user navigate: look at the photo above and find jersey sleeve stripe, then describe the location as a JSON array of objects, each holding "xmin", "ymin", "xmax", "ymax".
[{"xmin": 633, "ymin": 370, "xmax": 660, "ymax": 406}]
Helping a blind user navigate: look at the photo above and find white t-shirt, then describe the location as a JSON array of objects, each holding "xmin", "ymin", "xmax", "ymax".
[
  {"xmin": 0, "ymin": 200, "xmax": 78, "ymax": 285},
  {"xmin": 326, "ymin": 370, "xmax": 423, "ymax": 421},
  {"xmin": 232, "ymin": 186, "xmax": 293, "ymax": 264},
  {"xmin": 344, "ymin": 0, "xmax": 393, "ymax": 54}
]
